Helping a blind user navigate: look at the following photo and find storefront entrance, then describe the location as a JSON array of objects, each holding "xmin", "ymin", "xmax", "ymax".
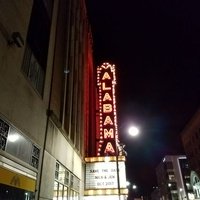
[
  {"xmin": 0, "ymin": 183, "xmax": 35, "ymax": 200},
  {"xmin": 0, "ymin": 166, "xmax": 36, "ymax": 200}
]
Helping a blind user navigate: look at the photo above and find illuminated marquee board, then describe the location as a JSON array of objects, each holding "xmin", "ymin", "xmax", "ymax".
[
  {"xmin": 85, "ymin": 161, "xmax": 126, "ymax": 189},
  {"xmin": 97, "ymin": 63, "xmax": 118, "ymax": 156}
]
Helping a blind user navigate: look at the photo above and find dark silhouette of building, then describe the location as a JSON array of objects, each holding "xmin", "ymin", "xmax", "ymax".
[
  {"xmin": 181, "ymin": 108, "xmax": 200, "ymax": 199},
  {"xmin": 181, "ymin": 109, "xmax": 200, "ymax": 178}
]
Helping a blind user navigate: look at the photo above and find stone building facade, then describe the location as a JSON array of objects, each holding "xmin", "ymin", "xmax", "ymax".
[{"xmin": 0, "ymin": 0, "xmax": 95, "ymax": 199}]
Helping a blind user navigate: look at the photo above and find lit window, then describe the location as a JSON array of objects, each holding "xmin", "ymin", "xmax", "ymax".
[{"xmin": 55, "ymin": 162, "xmax": 80, "ymax": 199}]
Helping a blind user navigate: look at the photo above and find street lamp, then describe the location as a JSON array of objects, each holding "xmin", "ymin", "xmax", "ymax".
[
  {"xmin": 128, "ymin": 126, "xmax": 139, "ymax": 137},
  {"xmin": 126, "ymin": 181, "xmax": 137, "ymax": 190},
  {"xmin": 116, "ymin": 142, "xmax": 122, "ymax": 200},
  {"xmin": 132, "ymin": 184, "xmax": 137, "ymax": 190},
  {"xmin": 126, "ymin": 181, "xmax": 131, "ymax": 187}
]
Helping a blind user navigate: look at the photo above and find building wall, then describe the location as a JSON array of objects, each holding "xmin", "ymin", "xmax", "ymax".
[
  {"xmin": 0, "ymin": 0, "xmax": 47, "ymax": 147},
  {"xmin": 181, "ymin": 109, "xmax": 200, "ymax": 200},
  {"xmin": 0, "ymin": 0, "xmax": 49, "ymax": 199},
  {"xmin": 181, "ymin": 108, "xmax": 200, "ymax": 178},
  {"xmin": 0, "ymin": 0, "xmax": 94, "ymax": 200}
]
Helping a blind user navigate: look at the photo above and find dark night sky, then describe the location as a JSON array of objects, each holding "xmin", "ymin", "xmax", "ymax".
[{"xmin": 86, "ymin": 0, "xmax": 200, "ymax": 196}]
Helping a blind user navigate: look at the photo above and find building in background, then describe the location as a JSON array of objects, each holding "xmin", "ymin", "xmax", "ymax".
[
  {"xmin": 151, "ymin": 187, "xmax": 161, "ymax": 200},
  {"xmin": 0, "ymin": 0, "xmax": 95, "ymax": 199},
  {"xmin": 181, "ymin": 108, "xmax": 200, "ymax": 199},
  {"xmin": 156, "ymin": 155, "xmax": 194, "ymax": 200}
]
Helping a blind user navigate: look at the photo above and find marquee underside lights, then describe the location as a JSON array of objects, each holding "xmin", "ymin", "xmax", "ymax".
[
  {"xmin": 85, "ymin": 156, "xmax": 126, "ymax": 163},
  {"xmin": 84, "ymin": 188, "xmax": 128, "ymax": 196},
  {"xmin": 97, "ymin": 63, "xmax": 118, "ymax": 156}
]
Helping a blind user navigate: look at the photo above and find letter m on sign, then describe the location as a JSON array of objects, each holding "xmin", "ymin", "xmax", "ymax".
[{"xmin": 104, "ymin": 128, "xmax": 114, "ymax": 138}]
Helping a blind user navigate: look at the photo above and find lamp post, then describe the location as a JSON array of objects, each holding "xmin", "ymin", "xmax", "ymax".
[
  {"xmin": 116, "ymin": 126, "xmax": 140, "ymax": 200},
  {"xmin": 116, "ymin": 144, "xmax": 121, "ymax": 200},
  {"xmin": 116, "ymin": 142, "xmax": 127, "ymax": 200}
]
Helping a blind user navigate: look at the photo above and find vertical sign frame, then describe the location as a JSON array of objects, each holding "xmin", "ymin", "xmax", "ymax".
[{"xmin": 97, "ymin": 63, "xmax": 119, "ymax": 156}]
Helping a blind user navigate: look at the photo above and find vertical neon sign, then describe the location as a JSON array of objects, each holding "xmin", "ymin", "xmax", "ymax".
[{"xmin": 97, "ymin": 63, "xmax": 118, "ymax": 156}]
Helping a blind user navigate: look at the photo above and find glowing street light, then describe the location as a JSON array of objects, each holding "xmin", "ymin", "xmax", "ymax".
[
  {"xmin": 128, "ymin": 126, "xmax": 140, "ymax": 137},
  {"xmin": 132, "ymin": 184, "xmax": 137, "ymax": 190},
  {"xmin": 126, "ymin": 181, "xmax": 137, "ymax": 190}
]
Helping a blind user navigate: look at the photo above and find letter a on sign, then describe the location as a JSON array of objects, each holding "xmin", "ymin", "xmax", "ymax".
[
  {"xmin": 103, "ymin": 93, "xmax": 112, "ymax": 101},
  {"xmin": 103, "ymin": 116, "xmax": 113, "ymax": 125},
  {"xmin": 102, "ymin": 72, "xmax": 111, "ymax": 80},
  {"xmin": 104, "ymin": 142, "xmax": 115, "ymax": 154}
]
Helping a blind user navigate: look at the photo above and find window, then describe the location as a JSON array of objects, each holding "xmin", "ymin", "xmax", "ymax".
[
  {"xmin": 22, "ymin": 0, "xmax": 52, "ymax": 95},
  {"xmin": 71, "ymin": 175, "xmax": 80, "ymax": 192},
  {"xmin": 31, "ymin": 145, "xmax": 40, "ymax": 169},
  {"xmin": 54, "ymin": 162, "xmax": 80, "ymax": 200},
  {"xmin": 54, "ymin": 181, "xmax": 58, "ymax": 199},
  {"xmin": 0, "ymin": 183, "xmax": 35, "ymax": 200},
  {"xmin": 165, "ymin": 161, "xmax": 173, "ymax": 169},
  {"xmin": 168, "ymin": 171, "xmax": 175, "ymax": 181},
  {"xmin": 0, "ymin": 118, "xmax": 9, "ymax": 150},
  {"xmin": 171, "ymin": 192, "xmax": 178, "ymax": 200},
  {"xmin": 168, "ymin": 182, "xmax": 177, "ymax": 191},
  {"xmin": 55, "ymin": 163, "xmax": 59, "ymax": 180},
  {"xmin": 0, "ymin": 117, "xmax": 40, "ymax": 169},
  {"xmin": 70, "ymin": 189, "xmax": 79, "ymax": 200},
  {"xmin": 64, "ymin": 171, "xmax": 70, "ymax": 186}
]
